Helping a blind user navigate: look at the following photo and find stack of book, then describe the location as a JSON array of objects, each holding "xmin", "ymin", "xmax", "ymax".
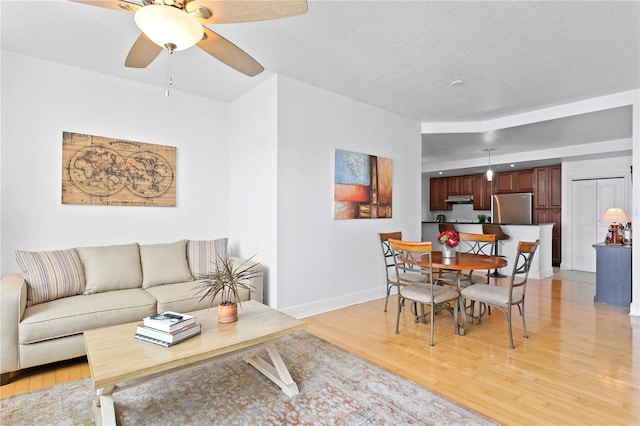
[{"xmin": 135, "ymin": 311, "xmax": 201, "ymax": 347}]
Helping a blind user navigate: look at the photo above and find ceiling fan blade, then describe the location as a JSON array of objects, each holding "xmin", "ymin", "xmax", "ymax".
[
  {"xmin": 197, "ymin": 27, "xmax": 264, "ymax": 76},
  {"xmin": 125, "ymin": 33, "xmax": 164, "ymax": 68},
  {"xmin": 68, "ymin": 0, "xmax": 141, "ymax": 13},
  {"xmin": 187, "ymin": 0, "xmax": 307, "ymax": 24}
]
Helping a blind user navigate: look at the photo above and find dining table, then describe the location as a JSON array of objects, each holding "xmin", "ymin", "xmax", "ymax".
[{"xmin": 409, "ymin": 251, "xmax": 508, "ymax": 335}]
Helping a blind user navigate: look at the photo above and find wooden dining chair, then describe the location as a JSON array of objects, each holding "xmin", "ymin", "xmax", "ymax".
[
  {"xmin": 461, "ymin": 240, "xmax": 540, "ymax": 349},
  {"xmin": 438, "ymin": 232, "xmax": 497, "ymax": 289},
  {"xmin": 457, "ymin": 232, "xmax": 497, "ymax": 285},
  {"xmin": 388, "ymin": 239, "xmax": 460, "ymax": 346},
  {"xmin": 378, "ymin": 232, "xmax": 427, "ymax": 312}
]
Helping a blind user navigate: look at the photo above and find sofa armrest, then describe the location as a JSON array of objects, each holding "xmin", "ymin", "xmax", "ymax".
[
  {"xmin": 230, "ymin": 256, "xmax": 263, "ymax": 304},
  {"xmin": 0, "ymin": 273, "xmax": 28, "ymax": 375}
]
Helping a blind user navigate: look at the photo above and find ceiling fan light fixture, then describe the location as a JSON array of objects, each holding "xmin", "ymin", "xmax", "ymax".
[{"xmin": 135, "ymin": 5, "xmax": 203, "ymax": 51}]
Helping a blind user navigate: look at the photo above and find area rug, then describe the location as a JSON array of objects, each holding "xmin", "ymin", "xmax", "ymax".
[{"xmin": 1, "ymin": 332, "xmax": 497, "ymax": 425}]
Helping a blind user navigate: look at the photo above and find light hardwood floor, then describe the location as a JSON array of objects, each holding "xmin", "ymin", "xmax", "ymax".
[{"xmin": 1, "ymin": 273, "xmax": 638, "ymax": 425}]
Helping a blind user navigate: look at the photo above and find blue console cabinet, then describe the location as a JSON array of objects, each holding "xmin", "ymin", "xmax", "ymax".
[{"xmin": 592, "ymin": 243, "xmax": 632, "ymax": 307}]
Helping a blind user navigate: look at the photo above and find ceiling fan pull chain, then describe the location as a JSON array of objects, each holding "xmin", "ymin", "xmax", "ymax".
[{"xmin": 165, "ymin": 43, "xmax": 176, "ymax": 97}]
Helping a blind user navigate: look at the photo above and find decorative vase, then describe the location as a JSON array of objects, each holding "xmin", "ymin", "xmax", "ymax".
[
  {"xmin": 442, "ymin": 245, "xmax": 456, "ymax": 259},
  {"xmin": 217, "ymin": 303, "xmax": 238, "ymax": 323}
]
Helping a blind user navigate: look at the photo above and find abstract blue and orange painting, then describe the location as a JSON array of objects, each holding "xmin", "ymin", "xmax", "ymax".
[{"xmin": 334, "ymin": 149, "xmax": 392, "ymax": 219}]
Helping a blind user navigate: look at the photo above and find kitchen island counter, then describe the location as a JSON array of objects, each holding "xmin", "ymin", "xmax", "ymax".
[{"xmin": 422, "ymin": 222, "xmax": 553, "ymax": 279}]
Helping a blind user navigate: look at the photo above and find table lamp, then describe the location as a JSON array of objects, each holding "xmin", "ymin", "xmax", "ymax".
[{"xmin": 599, "ymin": 208, "xmax": 630, "ymax": 245}]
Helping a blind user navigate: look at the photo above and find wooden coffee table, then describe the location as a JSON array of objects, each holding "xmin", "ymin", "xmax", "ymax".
[{"xmin": 83, "ymin": 300, "xmax": 306, "ymax": 425}]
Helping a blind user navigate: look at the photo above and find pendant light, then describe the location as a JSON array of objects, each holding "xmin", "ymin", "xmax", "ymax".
[{"xmin": 483, "ymin": 148, "xmax": 495, "ymax": 181}]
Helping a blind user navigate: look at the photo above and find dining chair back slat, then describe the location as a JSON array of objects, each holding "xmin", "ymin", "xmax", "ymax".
[{"xmin": 388, "ymin": 239, "xmax": 460, "ymax": 346}]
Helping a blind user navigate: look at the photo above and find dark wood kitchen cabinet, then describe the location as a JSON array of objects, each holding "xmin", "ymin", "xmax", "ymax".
[
  {"xmin": 447, "ymin": 176, "xmax": 461, "ymax": 195},
  {"xmin": 494, "ymin": 172, "xmax": 515, "ymax": 194},
  {"xmin": 514, "ymin": 169, "xmax": 534, "ymax": 192},
  {"xmin": 447, "ymin": 175, "xmax": 473, "ymax": 195},
  {"xmin": 549, "ymin": 166, "xmax": 562, "ymax": 208},
  {"xmin": 460, "ymin": 175, "xmax": 474, "ymax": 195},
  {"xmin": 534, "ymin": 165, "xmax": 561, "ymax": 209},
  {"xmin": 473, "ymin": 174, "xmax": 492, "ymax": 210},
  {"xmin": 494, "ymin": 170, "xmax": 534, "ymax": 194},
  {"xmin": 430, "ymin": 177, "xmax": 450, "ymax": 210},
  {"xmin": 535, "ymin": 208, "xmax": 562, "ymax": 265},
  {"xmin": 533, "ymin": 165, "xmax": 562, "ymax": 265}
]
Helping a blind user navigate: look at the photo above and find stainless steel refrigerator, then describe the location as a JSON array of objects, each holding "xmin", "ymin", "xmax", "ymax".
[{"xmin": 491, "ymin": 193, "xmax": 533, "ymax": 224}]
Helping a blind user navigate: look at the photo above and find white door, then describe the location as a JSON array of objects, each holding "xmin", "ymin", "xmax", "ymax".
[
  {"xmin": 571, "ymin": 177, "xmax": 626, "ymax": 272},
  {"xmin": 572, "ymin": 180, "xmax": 597, "ymax": 272}
]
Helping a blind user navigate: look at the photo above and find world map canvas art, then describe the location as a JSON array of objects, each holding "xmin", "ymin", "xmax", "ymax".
[
  {"xmin": 334, "ymin": 149, "xmax": 392, "ymax": 219},
  {"xmin": 62, "ymin": 132, "xmax": 176, "ymax": 207}
]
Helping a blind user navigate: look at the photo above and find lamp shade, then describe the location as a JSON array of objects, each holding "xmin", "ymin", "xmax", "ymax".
[
  {"xmin": 599, "ymin": 208, "xmax": 630, "ymax": 223},
  {"xmin": 135, "ymin": 5, "xmax": 203, "ymax": 51},
  {"xmin": 486, "ymin": 168, "xmax": 493, "ymax": 182}
]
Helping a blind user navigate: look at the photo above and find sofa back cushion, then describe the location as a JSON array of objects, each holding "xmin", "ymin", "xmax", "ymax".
[
  {"xmin": 187, "ymin": 238, "xmax": 229, "ymax": 278},
  {"xmin": 140, "ymin": 239, "xmax": 193, "ymax": 289},
  {"xmin": 77, "ymin": 243, "xmax": 143, "ymax": 294},
  {"xmin": 15, "ymin": 249, "xmax": 86, "ymax": 307}
]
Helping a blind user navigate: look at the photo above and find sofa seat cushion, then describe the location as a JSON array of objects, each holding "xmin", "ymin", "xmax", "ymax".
[
  {"xmin": 145, "ymin": 280, "xmax": 250, "ymax": 314},
  {"xmin": 19, "ymin": 289, "xmax": 156, "ymax": 345}
]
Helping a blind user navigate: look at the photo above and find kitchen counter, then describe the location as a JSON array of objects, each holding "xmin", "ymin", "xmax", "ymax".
[{"xmin": 421, "ymin": 222, "xmax": 553, "ymax": 279}]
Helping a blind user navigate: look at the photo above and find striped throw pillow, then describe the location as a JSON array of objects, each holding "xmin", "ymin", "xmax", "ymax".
[
  {"xmin": 15, "ymin": 249, "xmax": 86, "ymax": 307},
  {"xmin": 187, "ymin": 238, "xmax": 229, "ymax": 278}
]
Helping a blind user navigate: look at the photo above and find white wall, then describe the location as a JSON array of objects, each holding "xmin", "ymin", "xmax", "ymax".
[
  {"xmin": 276, "ymin": 76, "xmax": 422, "ymax": 317},
  {"xmin": 1, "ymin": 52, "xmax": 231, "ymax": 274},
  {"xmin": 229, "ymin": 76, "xmax": 279, "ymax": 306}
]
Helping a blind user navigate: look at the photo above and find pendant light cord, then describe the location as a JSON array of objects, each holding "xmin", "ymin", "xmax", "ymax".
[{"xmin": 165, "ymin": 43, "xmax": 176, "ymax": 97}]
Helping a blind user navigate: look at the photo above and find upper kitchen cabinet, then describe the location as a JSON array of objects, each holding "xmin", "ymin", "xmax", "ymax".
[
  {"xmin": 473, "ymin": 174, "xmax": 492, "ymax": 210},
  {"xmin": 430, "ymin": 177, "xmax": 450, "ymax": 210},
  {"xmin": 447, "ymin": 175, "xmax": 473, "ymax": 196},
  {"xmin": 494, "ymin": 170, "xmax": 534, "ymax": 194},
  {"xmin": 515, "ymin": 169, "xmax": 534, "ymax": 192},
  {"xmin": 534, "ymin": 165, "xmax": 561, "ymax": 209},
  {"xmin": 549, "ymin": 166, "xmax": 562, "ymax": 208},
  {"xmin": 494, "ymin": 171, "xmax": 515, "ymax": 194},
  {"xmin": 460, "ymin": 175, "xmax": 474, "ymax": 195},
  {"xmin": 447, "ymin": 176, "xmax": 461, "ymax": 195}
]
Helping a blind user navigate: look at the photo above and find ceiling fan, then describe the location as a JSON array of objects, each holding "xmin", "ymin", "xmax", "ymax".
[{"xmin": 69, "ymin": 0, "xmax": 308, "ymax": 76}]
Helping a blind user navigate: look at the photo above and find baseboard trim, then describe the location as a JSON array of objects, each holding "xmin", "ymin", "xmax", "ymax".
[{"xmin": 282, "ymin": 288, "xmax": 385, "ymax": 319}]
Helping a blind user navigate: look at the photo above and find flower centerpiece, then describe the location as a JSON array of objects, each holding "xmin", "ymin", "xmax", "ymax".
[{"xmin": 437, "ymin": 230, "xmax": 459, "ymax": 258}]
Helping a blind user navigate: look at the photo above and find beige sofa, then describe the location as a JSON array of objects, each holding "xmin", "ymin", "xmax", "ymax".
[{"xmin": 0, "ymin": 239, "xmax": 263, "ymax": 385}]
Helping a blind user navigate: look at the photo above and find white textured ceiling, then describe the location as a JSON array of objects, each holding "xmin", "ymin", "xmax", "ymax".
[{"xmin": 2, "ymin": 0, "xmax": 639, "ymax": 173}]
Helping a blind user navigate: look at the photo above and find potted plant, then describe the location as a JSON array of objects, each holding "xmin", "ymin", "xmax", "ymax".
[
  {"xmin": 477, "ymin": 214, "xmax": 487, "ymax": 223},
  {"xmin": 192, "ymin": 255, "xmax": 262, "ymax": 323}
]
